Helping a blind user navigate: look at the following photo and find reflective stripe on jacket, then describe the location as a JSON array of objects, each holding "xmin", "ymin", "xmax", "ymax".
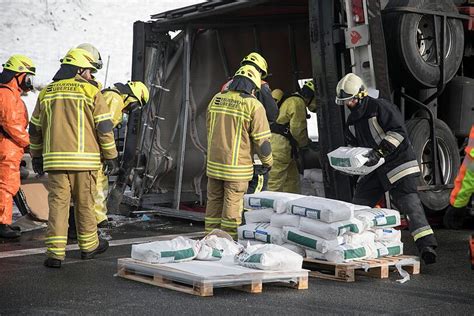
[
  {"xmin": 29, "ymin": 75, "xmax": 117, "ymax": 171},
  {"xmin": 102, "ymin": 88, "xmax": 125, "ymax": 127},
  {"xmin": 346, "ymin": 97, "xmax": 420, "ymax": 190},
  {"xmin": 207, "ymin": 90, "xmax": 272, "ymax": 181}
]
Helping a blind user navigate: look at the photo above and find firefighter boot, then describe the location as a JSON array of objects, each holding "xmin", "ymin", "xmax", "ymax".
[
  {"xmin": 0, "ymin": 224, "xmax": 21, "ymax": 238},
  {"xmin": 81, "ymin": 238, "xmax": 109, "ymax": 260},
  {"xmin": 44, "ymin": 258, "xmax": 62, "ymax": 268},
  {"xmin": 421, "ymin": 246, "xmax": 437, "ymax": 265}
]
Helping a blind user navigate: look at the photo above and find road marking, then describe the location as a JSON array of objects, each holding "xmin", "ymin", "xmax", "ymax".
[{"xmin": 0, "ymin": 231, "xmax": 205, "ymax": 259}]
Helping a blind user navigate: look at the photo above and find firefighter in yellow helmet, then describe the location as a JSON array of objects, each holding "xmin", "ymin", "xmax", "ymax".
[
  {"xmin": 67, "ymin": 43, "xmax": 106, "ymax": 238},
  {"xmin": 0, "ymin": 54, "xmax": 35, "ymax": 238},
  {"xmin": 93, "ymin": 81, "xmax": 149, "ymax": 225},
  {"xmin": 206, "ymin": 65, "xmax": 273, "ymax": 239},
  {"xmin": 30, "ymin": 48, "xmax": 119, "ymax": 268},
  {"xmin": 222, "ymin": 52, "xmax": 278, "ymax": 195},
  {"xmin": 268, "ymin": 80, "xmax": 315, "ymax": 193}
]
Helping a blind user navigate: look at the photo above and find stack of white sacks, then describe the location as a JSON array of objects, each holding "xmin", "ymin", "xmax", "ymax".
[{"xmin": 240, "ymin": 191, "xmax": 403, "ymax": 263}]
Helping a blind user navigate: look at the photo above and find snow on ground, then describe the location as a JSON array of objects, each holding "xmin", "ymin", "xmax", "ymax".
[{"xmin": 0, "ymin": 0, "xmax": 201, "ymax": 114}]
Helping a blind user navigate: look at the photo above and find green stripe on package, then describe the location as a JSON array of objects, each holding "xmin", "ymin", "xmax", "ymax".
[
  {"xmin": 344, "ymin": 247, "xmax": 367, "ymax": 260},
  {"xmin": 287, "ymin": 230, "xmax": 317, "ymax": 249}
]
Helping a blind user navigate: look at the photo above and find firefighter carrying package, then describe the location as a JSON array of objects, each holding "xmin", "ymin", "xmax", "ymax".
[
  {"xmin": 286, "ymin": 196, "xmax": 354, "ymax": 223},
  {"xmin": 236, "ymin": 243, "xmax": 303, "ymax": 270},
  {"xmin": 131, "ymin": 237, "xmax": 200, "ymax": 263},
  {"xmin": 355, "ymin": 208, "xmax": 401, "ymax": 229},
  {"xmin": 244, "ymin": 191, "xmax": 305, "ymax": 213},
  {"xmin": 328, "ymin": 146, "xmax": 385, "ymax": 175}
]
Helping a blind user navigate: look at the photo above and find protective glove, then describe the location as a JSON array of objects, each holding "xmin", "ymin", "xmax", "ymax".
[
  {"xmin": 103, "ymin": 158, "xmax": 120, "ymax": 176},
  {"xmin": 363, "ymin": 149, "xmax": 382, "ymax": 167},
  {"xmin": 254, "ymin": 165, "xmax": 271, "ymax": 176},
  {"xmin": 32, "ymin": 157, "xmax": 44, "ymax": 175}
]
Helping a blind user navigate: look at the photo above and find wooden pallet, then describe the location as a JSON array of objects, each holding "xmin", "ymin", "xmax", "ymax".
[
  {"xmin": 303, "ymin": 255, "xmax": 420, "ymax": 282},
  {"xmin": 117, "ymin": 258, "xmax": 308, "ymax": 297}
]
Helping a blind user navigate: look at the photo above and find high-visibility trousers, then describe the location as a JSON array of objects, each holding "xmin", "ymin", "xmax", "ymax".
[
  {"xmin": 268, "ymin": 134, "xmax": 300, "ymax": 193},
  {"xmin": 45, "ymin": 170, "xmax": 99, "ymax": 260},
  {"xmin": 0, "ymin": 145, "xmax": 22, "ymax": 225},
  {"xmin": 94, "ymin": 168, "xmax": 109, "ymax": 224},
  {"xmin": 205, "ymin": 177, "xmax": 248, "ymax": 240},
  {"xmin": 450, "ymin": 157, "xmax": 474, "ymax": 208}
]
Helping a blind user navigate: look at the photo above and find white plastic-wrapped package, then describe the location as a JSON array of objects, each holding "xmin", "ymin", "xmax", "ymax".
[
  {"xmin": 281, "ymin": 243, "xmax": 306, "ymax": 256},
  {"xmin": 282, "ymin": 226, "xmax": 344, "ymax": 253},
  {"xmin": 305, "ymin": 249, "xmax": 327, "ymax": 260},
  {"xmin": 244, "ymin": 191, "xmax": 305, "ymax": 213},
  {"xmin": 343, "ymin": 230, "xmax": 376, "ymax": 246},
  {"xmin": 375, "ymin": 241, "xmax": 404, "ymax": 257},
  {"xmin": 298, "ymin": 216, "xmax": 366, "ymax": 240},
  {"xmin": 200, "ymin": 233, "xmax": 243, "ymax": 257},
  {"xmin": 131, "ymin": 237, "xmax": 199, "ymax": 264},
  {"xmin": 327, "ymin": 146, "xmax": 385, "ymax": 175},
  {"xmin": 244, "ymin": 208, "xmax": 274, "ymax": 223},
  {"xmin": 287, "ymin": 196, "xmax": 354, "ymax": 223},
  {"xmin": 195, "ymin": 244, "xmax": 223, "ymax": 261},
  {"xmin": 270, "ymin": 213, "xmax": 301, "ymax": 228},
  {"xmin": 237, "ymin": 223, "xmax": 284, "ymax": 245},
  {"xmin": 236, "ymin": 244, "xmax": 303, "ymax": 270},
  {"xmin": 324, "ymin": 243, "xmax": 376, "ymax": 263},
  {"xmin": 355, "ymin": 208, "xmax": 401, "ymax": 228},
  {"xmin": 238, "ymin": 239, "xmax": 266, "ymax": 247},
  {"xmin": 372, "ymin": 228, "xmax": 402, "ymax": 243}
]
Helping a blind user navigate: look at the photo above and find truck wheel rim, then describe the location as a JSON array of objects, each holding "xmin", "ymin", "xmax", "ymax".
[
  {"xmin": 420, "ymin": 137, "xmax": 453, "ymax": 187},
  {"xmin": 416, "ymin": 15, "xmax": 452, "ymax": 65}
]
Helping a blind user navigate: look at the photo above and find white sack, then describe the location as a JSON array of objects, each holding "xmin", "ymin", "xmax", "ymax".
[
  {"xmin": 131, "ymin": 236, "xmax": 199, "ymax": 264},
  {"xmin": 355, "ymin": 208, "xmax": 401, "ymax": 228},
  {"xmin": 244, "ymin": 208, "xmax": 274, "ymax": 223},
  {"xmin": 343, "ymin": 230, "xmax": 376, "ymax": 246},
  {"xmin": 270, "ymin": 213, "xmax": 301, "ymax": 228},
  {"xmin": 287, "ymin": 196, "xmax": 354, "ymax": 223},
  {"xmin": 299, "ymin": 216, "xmax": 366, "ymax": 240},
  {"xmin": 281, "ymin": 243, "xmax": 306, "ymax": 257},
  {"xmin": 244, "ymin": 191, "xmax": 305, "ymax": 213},
  {"xmin": 237, "ymin": 223, "xmax": 284, "ymax": 245},
  {"xmin": 324, "ymin": 243, "xmax": 376, "ymax": 263},
  {"xmin": 305, "ymin": 249, "xmax": 327, "ymax": 260},
  {"xmin": 282, "ymin": 226, "xmax": 344, "ymax": 253},
  {"xmin": 238, "ymin": 239, "xmax": 266, "ymax": 247},
  {"xmin": 195, "ymin": 244, "xmax": 223, "ymax": 261},
  {"xmin": 236, "ymin": 244, "xmax": 303, "ymax": 270},
  {"xmin": 375, "ymin": 241, "xmax": 404, "ymax": 257},
  {"xmin": 372, "ymin": 228, "xmax": 402, "ymax": 243},
  {"xmin": 200, "ymin": 233, "xmax": 243, "ymax": 257},
  {"xmin": 327, "ymin": 146, "xmax": 385, "ymax": 175}
]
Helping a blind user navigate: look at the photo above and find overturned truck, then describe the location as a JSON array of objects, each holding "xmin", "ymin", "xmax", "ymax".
[{"xmin": 108, "ymin": 0, "xmax": 473, "ymax": 220}]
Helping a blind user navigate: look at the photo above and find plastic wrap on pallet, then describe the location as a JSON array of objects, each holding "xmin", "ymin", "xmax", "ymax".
[
  {"xmin": 299, "ymin": 216, "xmax": 366, "ymax": 240},
  {"xmin": 282, "ymin": 226, "xmax": 344, "ymax": 253},
  {"xmin": 371, "ymin": 228, "xmax": 402, "ymax": 243},
  {"xmin": 238, "ymin": 239, "xmax": 266, "ymax": 247},
  {"xmin": 236, "ymin": 243, "xmax": 303, "ymax": 270},
  {"xmin": 270, "ymin": 213, "xmax": 301, "ymax": 228},
  {"xmin": 244, "ymin": 191, "xmax": 305, "ymax": 213},
  {"xmin": 244, "ymin": 208, "xmax": 274, "ymax": 223},
  {"xmin": 355, "ymin": 208, "xmax": 401, "ymax": 228},
  {"xmin": 375, "ymin": 241, "xmax": 404, "ymax": 258},
  {"xmin": 131, "ymin": 236, "xmax": 199, "ymax": 264},
  {"xmin": 237, "ymin": 223, "xmax": 284, "ymax": 245},
  {"xmin": 286, "ymin": 196, "xmax": 354, "ymax": 223}
]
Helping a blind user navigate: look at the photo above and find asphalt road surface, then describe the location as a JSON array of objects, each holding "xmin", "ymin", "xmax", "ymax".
[{"xmin": 1, "ymin": 216, "xmax": 473, "ymax": 315}]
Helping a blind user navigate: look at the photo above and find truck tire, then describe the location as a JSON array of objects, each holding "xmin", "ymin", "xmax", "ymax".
[
  {"xmin": 407, "ymin": 118, "xmax": 460, "ymax": 211},
  {"xmin": 383, "ymin": 0, "xmax": 464, "ymax": 88}
]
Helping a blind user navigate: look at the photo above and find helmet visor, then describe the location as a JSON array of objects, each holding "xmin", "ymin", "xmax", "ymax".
[{"xmin": 335, "ymin": 89, "xmax": 355, "ymax": 105}]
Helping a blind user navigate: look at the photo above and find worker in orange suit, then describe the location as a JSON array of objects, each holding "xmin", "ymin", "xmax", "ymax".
[{"xmin": 0, "ymin": 54, "xmax": 36, "ymax": 238}]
